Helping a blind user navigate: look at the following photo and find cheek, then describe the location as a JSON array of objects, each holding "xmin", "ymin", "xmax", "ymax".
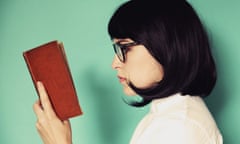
[
  {"xmin": 123, "ymin": 45, "xmax": 164, "ymax": 90},
  {"xmin": 128, "ymin": 62, "xmax": 164, "ymax": 89}
]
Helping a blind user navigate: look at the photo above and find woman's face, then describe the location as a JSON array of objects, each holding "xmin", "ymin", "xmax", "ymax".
[{"xmin": 112, "ymin": 38, "xmax": 164, "ymax": 96}]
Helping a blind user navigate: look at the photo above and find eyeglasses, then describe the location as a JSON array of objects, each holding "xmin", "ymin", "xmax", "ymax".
[{"xmin": 113, "ymin": 41, "xmax": 139, "ymax": 62}]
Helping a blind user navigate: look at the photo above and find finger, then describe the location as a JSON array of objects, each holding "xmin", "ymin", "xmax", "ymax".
[
  {"xmin": 33, "ymin": 100, "xmax": 44, "ymax": 119},
  {"xmin": 63, "ymin": 120, "xmax": 71, "ymax": 128},
  {"xmin": 37, "ymin": 81, "xmax": 57, "ymax": 118},
  {"xmin": 63, "ymin": 119, "xmax": 70, "ymax": 125},
  {"xmin": 35, "ymin": 122, "xmax": 50, "ymax": 144}
]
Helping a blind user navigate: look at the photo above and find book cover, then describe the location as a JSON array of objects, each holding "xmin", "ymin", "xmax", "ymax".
[{"xmin": 23, "ymin": 40, "xmax": 82, "ymax": 120}]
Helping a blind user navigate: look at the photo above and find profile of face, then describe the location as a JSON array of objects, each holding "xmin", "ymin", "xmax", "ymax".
[{"xmin": 112, "ymin": 38, "xmax": 164, "ymax": 96}]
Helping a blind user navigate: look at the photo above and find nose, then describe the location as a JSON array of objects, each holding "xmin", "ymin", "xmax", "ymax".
[{"xmin": 111, "ymin": 55, "xmax": 122, "ymax": 69}]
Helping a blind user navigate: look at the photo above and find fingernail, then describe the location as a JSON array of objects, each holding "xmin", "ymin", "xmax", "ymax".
[{"xmin": 37, "ymin": 81, "xmax": 42, "ymax": 87}]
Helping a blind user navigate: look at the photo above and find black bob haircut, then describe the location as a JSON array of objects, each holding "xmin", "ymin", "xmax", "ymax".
[{"xmin": 108, "ymin": 0, "xmax": 217, "ymax": 106}]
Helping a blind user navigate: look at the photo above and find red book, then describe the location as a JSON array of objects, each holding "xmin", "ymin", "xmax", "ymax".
[{"xmin": 23, "ymin": 40, "xmax": 82, "ymax": 120}]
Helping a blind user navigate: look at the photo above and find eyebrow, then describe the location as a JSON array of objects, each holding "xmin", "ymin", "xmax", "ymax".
[{"xmin": 115, "ymin": 39, "xmax": 132, "ymax": 44}]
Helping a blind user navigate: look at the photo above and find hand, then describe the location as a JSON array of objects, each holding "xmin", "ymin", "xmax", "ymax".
[{"xmin": 33, "ymin": 81, "xmax": 72, "ymax": 144}]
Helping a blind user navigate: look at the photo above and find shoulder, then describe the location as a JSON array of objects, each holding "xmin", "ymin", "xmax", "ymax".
[
  {"xmin": 150, "ymin": 117, "xmax": 210, "ymax": 143},
  {"xmin": 132, "ymin": 113, "xmax": 219, "ymax": 144},
  {"xmin": 130, "ymin": 95, "xmax": 222, "ymax": 144}
]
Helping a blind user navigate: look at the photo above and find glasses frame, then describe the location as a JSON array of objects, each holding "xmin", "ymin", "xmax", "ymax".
[{"xmin": 113, "ymin": 41, "xmax": 139, "ymax": 62}]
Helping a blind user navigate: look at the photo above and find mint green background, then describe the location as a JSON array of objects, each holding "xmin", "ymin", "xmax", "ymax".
[{"xmin": 0, "ymin": 0, "xmax": 239, "ymax": 143}]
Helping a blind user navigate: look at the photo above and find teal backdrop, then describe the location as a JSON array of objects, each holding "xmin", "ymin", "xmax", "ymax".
[{"xmin": 0, "ymin": 0, "xmax": 239, "ymax": 143}]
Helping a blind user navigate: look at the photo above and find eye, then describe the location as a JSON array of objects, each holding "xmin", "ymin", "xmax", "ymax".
[
  {"xmin": 123, "ymin": 45, "xmax": 131, "ymax": 52},
  {"xmin": 116, "ymin": 41, "xmax": 139, "ymax": 53},
  {"xmin": 119, "ymin": 44, "xmax": 131, "ymax": 53}
]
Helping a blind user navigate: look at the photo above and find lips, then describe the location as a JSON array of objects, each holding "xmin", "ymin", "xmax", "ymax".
[{"xmin": 117, "ymin": 75, "xmax": 127, "ymax": 83}]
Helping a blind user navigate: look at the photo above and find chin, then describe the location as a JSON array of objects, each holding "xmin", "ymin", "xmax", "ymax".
[{"xmin": 123, "ymin": 85, "xmax": 137, "ymax": 96}]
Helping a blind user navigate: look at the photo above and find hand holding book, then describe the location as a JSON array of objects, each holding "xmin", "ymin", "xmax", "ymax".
[{"xmin": 33, "ymin": 81, "xmax": 72, "ymax": 144}]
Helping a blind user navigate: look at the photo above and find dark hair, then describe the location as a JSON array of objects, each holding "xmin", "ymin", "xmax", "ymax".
[{"xmin": 108, "ymin": 0, "xmax": 217, "ymax": 106}]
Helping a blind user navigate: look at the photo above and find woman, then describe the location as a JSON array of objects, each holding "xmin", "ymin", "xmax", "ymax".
[{"xmin": 33, "ymin": 0, "xmax": 223, "ymax": 143}]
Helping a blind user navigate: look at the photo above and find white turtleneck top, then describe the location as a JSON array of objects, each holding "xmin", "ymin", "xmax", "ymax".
[{"xmin": 130, "ymin": 93, "xmax": 223, "ymax": 144}]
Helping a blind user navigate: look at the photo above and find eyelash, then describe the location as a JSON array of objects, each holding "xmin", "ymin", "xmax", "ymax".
[{"xmin": 122, "ymin": 45, "xmax": 131, "ymax": 53}]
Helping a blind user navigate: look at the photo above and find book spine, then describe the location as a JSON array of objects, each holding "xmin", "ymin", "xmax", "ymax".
[{"xmin": 23, "ymin": 52, "xmax": 39, "ymax": 97}]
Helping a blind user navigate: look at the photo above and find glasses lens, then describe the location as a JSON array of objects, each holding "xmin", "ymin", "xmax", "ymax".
[{"xmin": 113, "ymin": 44, "xmax": 124, "ymax": 62}]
